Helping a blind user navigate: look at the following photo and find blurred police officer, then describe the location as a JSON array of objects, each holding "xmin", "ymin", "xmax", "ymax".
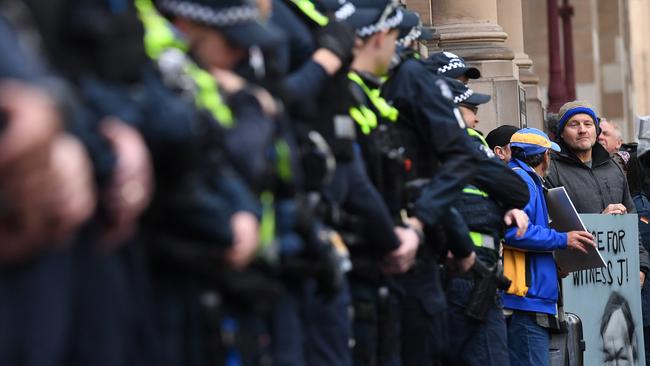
[
  {"xmin": 272, "ymin": 1, "xmax": 419, "ymax": 365},
  {"xmin": 0, "ymin": 9, "xmax": 98, "ymax": 366},
  {"xmin": 343, "ymin": 3, "xmax": 426, "ymax": 365},
  {"xmin": 381, "ymin": 18, "xmax": 479, "ymax": 366}
]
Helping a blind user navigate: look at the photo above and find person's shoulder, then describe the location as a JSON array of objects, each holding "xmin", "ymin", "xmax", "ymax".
[
  {"xmin": 512, "ymin": 166, "xmax": 534, "ymax": 182},
  {"xmin": 390, "ymin": 58, "xmax": 425, "ymax": 84}
]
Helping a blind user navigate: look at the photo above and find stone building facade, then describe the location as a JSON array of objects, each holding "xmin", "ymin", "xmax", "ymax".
[{"xmin": 406, "ymin": 0, "xmax": 650, "ymax": 142}]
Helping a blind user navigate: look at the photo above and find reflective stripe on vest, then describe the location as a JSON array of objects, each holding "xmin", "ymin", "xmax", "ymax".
[
  {"xmin": 348, "ymin": 72, "xmax": 399, "ymax": 122},
  {"xmin": 465, "ymin": 130, "xmax": 498, "ymax": 250},
  {"xmin": 259, "ymin": 191, "xmax": 276, "ymax": 249},
  {"xmin": 469, "ymin": 231, "xmax": 496, "ymax": 250},
  {"xmin": 462, "ymin": 186, "xmax": 488, "ymax": 198},
  {"xmin": 349, "ymin": 105, "xmax": 377, "ymax": 135},
  {"xmin": 287, "ymin": 0, "xmax": 329, "ymax": 26},
  {"xmin": 135, "ymin": 0, "xmax": 233, "ymax": 126},
  {"xmin": 275, "ymin": 140, "xmax": 293, "ymax": 183}
]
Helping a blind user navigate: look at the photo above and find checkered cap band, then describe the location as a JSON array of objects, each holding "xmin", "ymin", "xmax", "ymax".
[
  {"xmin": 453, "ymin": 88, "xmax": 473, "ymax": 104},
  {"xmin": 158, "ymin": 0, "xmax": 259, "ymax": 27},
  {"xmin": 335, "ymin": 2, "xmax": 356, "ymax": 21},
  {"xmin": 397, "ymin": 25, "xmax": 421, "ymax": 46},
  {"xmin": 438, "ymin": 61, "xmax": 466, "ymax": 75},
  {"xmin": 357, "ymin": 8, "xmax": 403, "ymax": 38}
]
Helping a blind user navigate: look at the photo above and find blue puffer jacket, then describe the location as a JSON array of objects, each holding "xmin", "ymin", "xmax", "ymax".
[{"xmin": 503, "ymin": 158, "xmax": 568, "ymax": 315}]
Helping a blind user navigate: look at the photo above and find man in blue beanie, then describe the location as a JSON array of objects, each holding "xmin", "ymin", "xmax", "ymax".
[{"xmin": 546, "ymin": 100, "xmax": 650, "ymax": 292}]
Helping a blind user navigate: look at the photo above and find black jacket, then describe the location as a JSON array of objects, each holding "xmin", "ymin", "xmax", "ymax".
[
  {"xmin": 547, "ymin": 140, "xmax": 650, "ymax": 273},
  {"xmin": 381, "ymin": 57, "xmax": 479, "ymax": 229}
]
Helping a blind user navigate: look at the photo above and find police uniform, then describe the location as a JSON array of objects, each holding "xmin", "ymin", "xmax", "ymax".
[
  {"xmin": 442, "ymin": 79, "xmax": 529, "ymax": 366},
  {"xmin": 0, "ymin": 15, "xmax": 81, "ymax": 366},
  {"xmin": 380, "ymin": 39, "xmax": 480, "ymax": 366},
  {"xmin": 341, "ymin": 3, "xmax": 423, "ymax": 365},
  {"xmin": 273, "ymin": 2, "xmax": 402, "ymax": 366},
  {"xmin": 0, "ymin": 2, "xmax": 172, "ymax": 365}
]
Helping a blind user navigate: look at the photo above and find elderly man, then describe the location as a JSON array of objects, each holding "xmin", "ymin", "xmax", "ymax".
[
  {"xmin": 598, "ymin": 118, "xmax": 623, "ymax": 153},
  {"xmin": 546, "ymin": 101, "xmax": 650, "ymax": 286}
]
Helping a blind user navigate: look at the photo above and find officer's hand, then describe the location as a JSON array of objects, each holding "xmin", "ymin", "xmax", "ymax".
[
  {"xmin": 504, "ymin": 209, "xmax": 529, "ymax": 238},
  {"xmin": 312, "ymin": 49, "xmax": 342, "ymax": 76},
  {"xmin": 602, "ymin": 203, "xmax": 627, "ymax": 215},
  {"xmin": 316, "ymin": 20, "xmax": 356, "ymax": 66},
  {"xmin": 100, "ymin": 119, "xmax": 153, "ymax": 248},
  {"xmin": 225, "ymin": 211, "xmax": 260, "ymax": 269},
  {"xmin": 0, "ymin": 81, "xmax": 60, "ymax": 168},
  {"xmin": 212, "ymin": 69, "xmax": 278, "ymax": 118},
  {"xmin": 446, "ymin": 250, "xmax": 476, "ymax": 274},
  {"xmin": 211, "ymin": 68, "xmax": 246, "ymax": 95},
  {"xmin": 47, "ymin": 134, "xmax": 96, "ymax": 242},
  {"xmin": 566, "ymin": 231, "xmax": 595, "ymax": 254},
  {"xmin": 383, "ymin": 226, "xmax": 419, "ymax": 274},
  {"xmin": 405, "ymin": 217, "xmax": 424, "ymax": 233}
]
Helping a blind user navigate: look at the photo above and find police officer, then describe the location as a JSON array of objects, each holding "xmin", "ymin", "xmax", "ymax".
[
  {"xmin": 0, "ymin": 9, "xmax": 99, "ymax": 366},
  {"xmin": 380, "ymin": 18, "xmax": 481, "ymax": 366},
  {"xmin": 341, "ymin": 3, "xmax": 427, "ymax": 365},
  {"xmin": 443, "ymin": 78, "xmax": 530, "ymax": 366},
  {"xmin": 272, "ymin": 1, "xmax": 419, "ymax": 365}
]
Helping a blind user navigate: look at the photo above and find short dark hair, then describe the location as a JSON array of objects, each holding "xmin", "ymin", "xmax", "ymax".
[
  {"xmin": 545, "ymin": 112, "xmax": 559, "ymax": 136},
  {"xmin": 511, "ymin": 146, "xmax": 546, "ymax": 168}
]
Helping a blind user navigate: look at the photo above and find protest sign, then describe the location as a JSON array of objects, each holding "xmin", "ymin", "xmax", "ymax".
[{"xmin": 562, "ymin": 214, "xmax": 645, "ymax": 365}]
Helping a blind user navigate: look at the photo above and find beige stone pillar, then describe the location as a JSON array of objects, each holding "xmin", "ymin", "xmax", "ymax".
[
  {"xmin": 432, "ymin": 0, "xmax": 521, "ymax": 135},
  {"xmin": 497, "ymin": 0, "xmax": 545, "ymax": 130}
]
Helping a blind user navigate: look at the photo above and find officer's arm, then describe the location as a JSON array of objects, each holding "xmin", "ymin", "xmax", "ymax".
[
  {"xmin": 344, "ymin": 152, "xmax": 401, "ymax": 253},
  {"xmin": 0, "ymin": 16, "xmax": 41, "ymax": 81},
  {"xmin": 472, "ymin": 154, "xmax": 529, "ymax": 209},
  {"xmin": 411, "ymin": 85, "xmax": 478, "ymax": 226},
  {"xmin": 271, "ymin": 0, "xmax": 330, "ymax": 107},
  {"xmin": 224, "ymin": 89, "xmax": 276, "ymax": 188},
  {"xmin": 215, "ymin": 165, "xmax": 263, "ymax": 218},
  {"xmin": 282, "ymin": 60, "xmax": 329, "ymax": 106}
]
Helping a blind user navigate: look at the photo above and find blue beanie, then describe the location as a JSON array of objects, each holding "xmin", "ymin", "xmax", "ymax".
[{"xmin": 557, "ymin": 101, "xmax": 599, "ymax": 135}]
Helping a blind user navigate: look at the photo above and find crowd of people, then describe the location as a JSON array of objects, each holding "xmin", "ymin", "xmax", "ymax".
[{"xmin": 1, "ymin": 0, "xmax": 649, "ymax": 365}]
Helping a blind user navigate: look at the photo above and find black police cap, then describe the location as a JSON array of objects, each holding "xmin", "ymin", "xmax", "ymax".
[
  {"xmin": 445, "ymin": 77, "xmax": 490, "ymax": 106},
  {"xmin": 426, "ymin": 51, "xmax": 481, "ymax": 80}
]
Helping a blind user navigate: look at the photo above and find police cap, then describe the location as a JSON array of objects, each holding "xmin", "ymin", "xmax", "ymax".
[
  {"xmin": 155, "ymin": 0, "xmax": 284, "ymax": 48},
  {"xmin": 426, "ymin": 51, "xmax": 481, "ymax": 80}
]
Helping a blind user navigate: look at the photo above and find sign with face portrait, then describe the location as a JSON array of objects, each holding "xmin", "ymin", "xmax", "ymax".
[{"xmin": 562, "ymin": 214, "xmax": 645, "ymax": 365}]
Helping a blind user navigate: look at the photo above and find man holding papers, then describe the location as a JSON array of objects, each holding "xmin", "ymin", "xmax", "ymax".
[
  {"xmin": 546, "ymin": 101, "xmax": 650, "ymax": 286},
  {"xmin": 502, "ymin": 128, "xmax": 595, "ymax": 366}
]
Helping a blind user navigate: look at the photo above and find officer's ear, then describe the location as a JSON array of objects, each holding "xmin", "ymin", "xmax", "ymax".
[{"xmin": 370, "ymin": 30, "xmax": 389, "ymax": 49}]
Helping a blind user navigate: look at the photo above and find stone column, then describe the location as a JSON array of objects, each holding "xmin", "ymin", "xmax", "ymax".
[
  {"xmin": 497, "ymin": 0, "xmax": 545, "ymax": 130},
  {"xmin": 432, "ymin": 0, "xmax": 521, "ymax": 134}
]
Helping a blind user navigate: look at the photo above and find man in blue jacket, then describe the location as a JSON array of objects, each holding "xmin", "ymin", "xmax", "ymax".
[{"xmin": 503, "ymin": 128, "xmax": 595, "ymax": 366}]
